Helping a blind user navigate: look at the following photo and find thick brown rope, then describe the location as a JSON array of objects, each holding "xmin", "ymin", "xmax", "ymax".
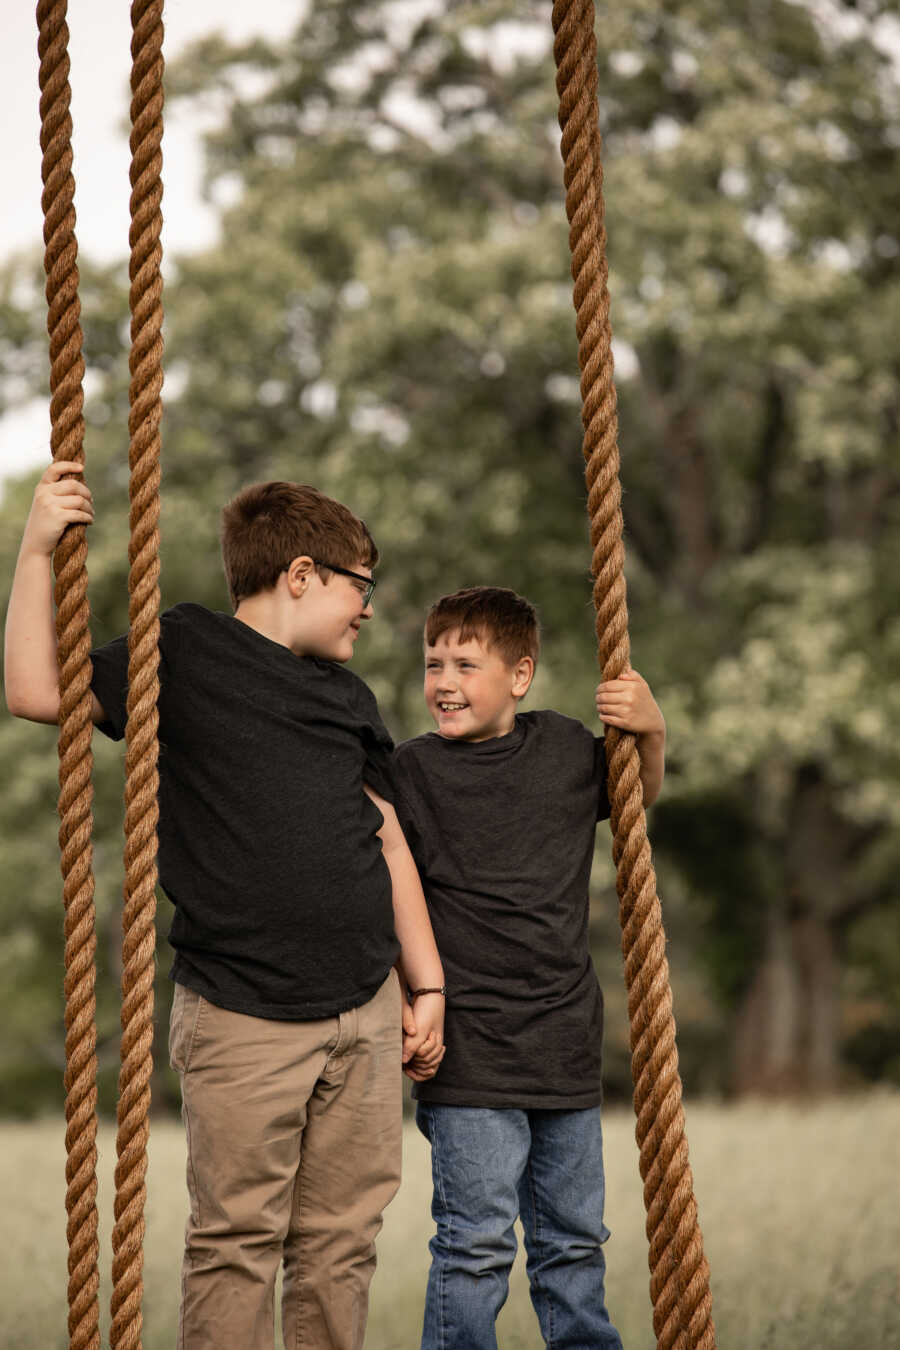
[
  {"xmin": 36, "ymin": 4, "xmax": 101, "ymax": 1348},
  {"xmin": 551, "ymin": 4, "xmax": 716, "ymax": 1348},
  {"xmin": 109, "ymin": 4, "xmax": 165, "ymax": 1348}
]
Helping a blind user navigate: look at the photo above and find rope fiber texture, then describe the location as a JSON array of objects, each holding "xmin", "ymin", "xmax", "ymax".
[
  {"xmin": 551, "ymin": 4, "xmax": 716, "ymax": 1347},
  {"xmin": 37, "ymin": 3, "xmax": 101, "ymax": 1346},
  {"xmin": 110, "ymin": 3, "xmax": 165, "ymax": 1348}
]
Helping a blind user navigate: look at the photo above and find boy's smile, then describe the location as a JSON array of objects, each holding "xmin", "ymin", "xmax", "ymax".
[{"xmin": 424, "ymin": 631, "xmax": 533, "ymax": 742}]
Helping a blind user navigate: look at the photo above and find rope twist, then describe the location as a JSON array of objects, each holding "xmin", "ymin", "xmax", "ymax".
[
  {"xmin": 110, "ymin": 4, "xmax": 165, "ymax": 1348},
  {"xmin": 552, "ymin": 3, "xmax": 715, "ymax": 1346},
  {"xmin": 37, "ymin": 3, "xmax": 100, "ymax": 1347}
]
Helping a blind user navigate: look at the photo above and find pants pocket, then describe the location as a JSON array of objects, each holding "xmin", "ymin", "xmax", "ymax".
[{"xmin": 168, "ymin": 983, "xmax": 205, "ymax": 1074}]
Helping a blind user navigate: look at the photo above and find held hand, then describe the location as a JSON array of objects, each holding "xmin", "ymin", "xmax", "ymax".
[
  {"xmin": 400, "ymin": 984, "xmax": 427, "ymax": 1061},
  {"xmin": 401, "ymin": 990, "xmax": 445, "ymax": 1080},
  {"xmin": 595, "ymin": 668, "xmax": 665, "ymax": 737},
  {"xmin": 403, "ymin": 1029, "xmax": 446, "ymax": 1082},
  {"xmin": 400, "ymin": 996, "xmax": 418, "ymax": 1047},
  {"xmin": 21, "ymin": 461, "xmax": 94, "ymax": 559}
]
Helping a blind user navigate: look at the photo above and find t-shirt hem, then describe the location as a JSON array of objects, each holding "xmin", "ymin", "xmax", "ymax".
[
  {"xmin": 172, "ymin": 966, "xmax": 396, "ymax": 1023},
  {"xmin": 412, "ymin": 1085, "xmax": 604, "ymax": 1110}
]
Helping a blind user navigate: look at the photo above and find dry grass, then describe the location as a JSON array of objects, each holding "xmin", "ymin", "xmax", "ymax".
[{"xmin": 3, "ymin": 1092, "xmax": 899, "ymax": 1349}]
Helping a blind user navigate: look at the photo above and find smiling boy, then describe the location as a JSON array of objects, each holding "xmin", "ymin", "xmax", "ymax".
[
  {"xmin": 4, "ymin": 466, "xmax": 444, "ymax": 1350},
  {"xmin": 393, "ymin": 586, "xmax": 665, "ymax": 1350}
]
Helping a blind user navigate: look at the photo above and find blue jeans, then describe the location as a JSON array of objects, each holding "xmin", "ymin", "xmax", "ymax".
[{"xmin": 416, "ymin": 1103, "xmax": 623, "ymax": 1350}]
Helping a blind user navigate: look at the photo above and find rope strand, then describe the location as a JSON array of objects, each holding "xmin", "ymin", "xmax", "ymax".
[
  {"xmin": 110, "ymin": 4, "xmax": 165, "ymax": 1347},
  {"xmin": 551, "ymin": 4, "xmax": 715, "ymax": 1346},
  {"xmin": 36, "ymin": 3, "xmax": 100, "ymax": 1347}
]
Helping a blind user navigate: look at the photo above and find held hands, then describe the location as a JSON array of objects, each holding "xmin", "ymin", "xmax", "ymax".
[
  {"xmin": 401, "ymin": 991, "xmax": 445, "ymax": 1082},
  {"xmin": 595, "ymin": 667, "xmax": 665, "ymax": 738},
  {"xmin": 22, "ymin": 460, "xmax": 94, "ymax": 558}
]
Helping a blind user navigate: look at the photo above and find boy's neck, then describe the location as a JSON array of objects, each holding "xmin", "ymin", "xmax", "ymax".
[{"xmin": 233, "ymin": 592, "xmax": 292, "ymax": 650}]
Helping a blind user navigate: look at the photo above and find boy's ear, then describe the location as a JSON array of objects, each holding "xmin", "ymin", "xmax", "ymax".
[
  {"xmin": 285, "ymin": 555, "xmax": 315, "ymax": 596},
  {"xmin": 511, "ymin": 656, "xmax": 535, "ymax": 699}
]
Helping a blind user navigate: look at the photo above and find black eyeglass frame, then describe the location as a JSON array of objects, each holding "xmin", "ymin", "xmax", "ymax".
[{"xmin": 313, "ymin": 559, "xmax": 377, "ymax": 608}]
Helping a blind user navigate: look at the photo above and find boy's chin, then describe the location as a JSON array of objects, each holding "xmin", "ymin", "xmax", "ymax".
[
  {"xmin": 434, "ymin": 719, "xmax": 465, "ymax": 739},
  {"xmin": 434, "ymin": 718, "xmax": 484, "ymax": 742},
  {"xmin": 331, "ymin": 639, "xmax": 358, "ymax": 663}
]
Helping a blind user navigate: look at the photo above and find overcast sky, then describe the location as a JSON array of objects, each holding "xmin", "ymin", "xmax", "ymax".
[{"xmin": 1, "ymin": 0, "xmax": 300, "ymax": 487}]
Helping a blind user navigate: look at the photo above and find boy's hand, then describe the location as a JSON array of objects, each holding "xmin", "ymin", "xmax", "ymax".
[
  {"xmin": 595, "ymin": 667, "xmax": 665, "ymax": 737},
  {"xmin": 22, "ymin": 460, "xmax": 93, "ymax": 559},
  {"xmin": 403, "ymin": 1029, "xmax": 445, "ymax": 1082},
  {"xmin": 596, "ymin": 667, "xmax": 667, "ymax": 806},
  {"xmin": 401, "ymin": 992, "xmax": 418, "ymax": 1041},
  {"xmin": 401, "ymin": 991, "xmax": 445, "ymax": 1081}
]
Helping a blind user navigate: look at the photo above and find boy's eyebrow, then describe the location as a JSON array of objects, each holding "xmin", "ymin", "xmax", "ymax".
[{"xmin": 424, "ymin": 654, "xmax": 482, "ymax": 666}]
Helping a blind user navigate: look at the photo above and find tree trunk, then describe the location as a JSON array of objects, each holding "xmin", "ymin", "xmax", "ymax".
[
  {"xmin": 732, "ymin": 900, "xmax": 802, "ymax": 1094},
  {"xmin": 730, "ymin": 900, "xmax": 841, "ymax": 1095},
  {"xmin": 731, "ymin": 767, "xmax": 846, "ymax": 1096}
]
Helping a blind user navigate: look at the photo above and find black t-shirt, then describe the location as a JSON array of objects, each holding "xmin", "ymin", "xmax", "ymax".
[
  {"xmin": 393, "ymin": 710, "xmax": 611, "ymax": 1109},
  {"xmin": 91, "ymin": 603, "xmax": 399, "ymax": 1020}
]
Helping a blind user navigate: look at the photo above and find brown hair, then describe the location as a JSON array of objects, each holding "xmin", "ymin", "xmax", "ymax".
[
  {"xmin": 221, "ymin": 481, "xmax": 378, "ymax": 606},
  {"xmin": 424, "ymin": 587, "xmax": 540, "ymax": 668}
]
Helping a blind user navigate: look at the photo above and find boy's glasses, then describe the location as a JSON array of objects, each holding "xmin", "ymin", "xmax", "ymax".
[{"xmin": 314, "ymin": 560, "xmax": 377, "ymax": 608}]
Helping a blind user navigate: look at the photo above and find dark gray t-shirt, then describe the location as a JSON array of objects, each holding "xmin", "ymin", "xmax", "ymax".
[
  {"xmin": 393, "ymin": 710, "xmax": 610, "ymax": 1109},
  {"xmin": 91, "ymin": 602, "xmax": 399, "ymax": 1021}
]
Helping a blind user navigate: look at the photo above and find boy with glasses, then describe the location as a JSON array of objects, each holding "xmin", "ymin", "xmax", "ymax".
[
  {"xmin": 4, "ymin": 464, "xmax": 445, "ymax": 1350},
  {"xmin": 394, "ymin": 586, "xmax": 667, "ymax": 1350}
]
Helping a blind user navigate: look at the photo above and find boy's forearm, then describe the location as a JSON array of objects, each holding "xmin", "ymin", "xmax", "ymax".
[
  {"xmin": 365, "ymin": 787, "xmax": 443, "ymax": 989},
  {"xmin": 4, "ymin": 545, "xmax": 62, "ymax": 722},
  {"xmin": 392, "ymin": 854, "xmax": 445, "ymax": 1075},
  {"xmin": 6, "ymin": 462, "xmax": 100, "ymax": 724},
  {"xmin": 636, "ymin": 728, "xmax": 666, "ymax": 807}
]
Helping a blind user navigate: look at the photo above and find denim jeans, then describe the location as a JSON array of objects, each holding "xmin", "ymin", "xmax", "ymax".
[{"xmin": 416, "ymin": 1103, "xmax": 623, "ymax": 1350}]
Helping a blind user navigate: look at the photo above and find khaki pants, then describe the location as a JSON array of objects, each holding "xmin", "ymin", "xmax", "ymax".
[{"xmin": 168, "ymin": 969, "xmax": 402, "ymax": 1350}]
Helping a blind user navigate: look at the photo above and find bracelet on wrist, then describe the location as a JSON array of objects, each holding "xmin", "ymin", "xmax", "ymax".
[{"xmin": 408, "ymin": 985, "xmax": 446, "ymax": 1000}]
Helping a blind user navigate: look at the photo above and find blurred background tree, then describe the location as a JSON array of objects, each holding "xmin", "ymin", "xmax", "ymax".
[{"xmin": 0, "ymin": 0, "xmax": 898, "ymax": 1113}]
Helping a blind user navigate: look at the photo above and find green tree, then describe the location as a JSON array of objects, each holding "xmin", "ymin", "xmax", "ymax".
[{"xmin": 590, "ymin": 0, "xmax": 900, "ymax": 1091}]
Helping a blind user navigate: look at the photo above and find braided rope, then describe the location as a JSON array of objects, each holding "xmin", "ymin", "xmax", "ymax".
[
  {"xmin": 551, "ymin": 4, "xmax": 715, "ymax": 1347},
  {"xmin": 109, "ymin": 4, "xmax": 164, "ymax": 1347},
  {"xmin": 36, "ymin": 4, "xmax": 101, "ymax": 1348}
]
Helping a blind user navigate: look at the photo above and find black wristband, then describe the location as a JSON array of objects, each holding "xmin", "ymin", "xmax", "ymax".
[{"xmin": 409, "ymin": 985, "xmax": 446, "ymax": 999}]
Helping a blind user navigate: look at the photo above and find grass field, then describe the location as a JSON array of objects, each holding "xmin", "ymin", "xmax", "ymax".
[{"xmin": 3, "ymin": 1092, "xmax": 899, "ymax": 1349}]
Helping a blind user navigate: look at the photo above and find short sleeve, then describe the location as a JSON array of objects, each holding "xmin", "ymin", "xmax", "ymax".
[
  {"xmin": 362, "ymin": 725, "xmax": 396, "ymax": 802},
  {"xmin": 90, "ymin": 633, "xmax": 130, "ymax": 740},
  {"xmin": 391, "ymin": 757, "xmax": 427, "ymax": 871},
  {"xmin": 594, "ymin": 735, "xmax": 611, "ymax": 822},
  {"xmin": 353, "ymin": 682, "xmax": 395, "ymax": 802},
  {"xmin": 89, "ymin": 607, "xmax": 181, "ymax": 742}
]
